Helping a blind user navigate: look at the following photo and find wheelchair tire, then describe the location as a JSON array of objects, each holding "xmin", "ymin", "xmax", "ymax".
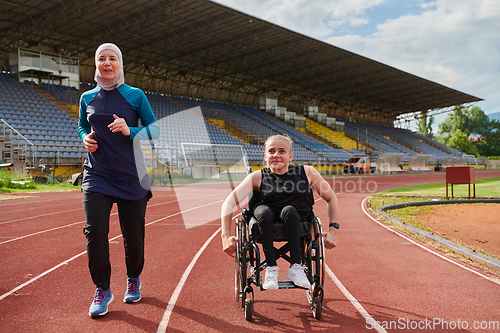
[
  {"xmin": 235, "ymin": 219, "xmax": 241, "ymax": 302},
  {"xmin": 312, "ymin": 296, "xmax": 322, "ymax": 320},
  {"xmin": 235, "ymin": 218, "xmax": 248, "ymax": 309},
  {"xmin": 239, "ymin": 253, "xmax": 248, "ymax": 309},
  {"xmin": 244, "ymin": 298, "xmax": 253, "ymax": 321},
  {"xmin": 235, "ymin": 244, "xmax": 241, "ymax": 302},
  {"xmin": 313, "ymin": 218, "xmax": 326, "ymax": 293}
]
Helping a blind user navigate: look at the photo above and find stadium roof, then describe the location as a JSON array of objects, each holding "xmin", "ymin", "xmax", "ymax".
[{"xmin": 0, "ymin": 0, "xmax": 482, "ymax": 125}]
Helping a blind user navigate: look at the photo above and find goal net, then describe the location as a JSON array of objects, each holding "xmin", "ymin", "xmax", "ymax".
[
  {"xmin": 141, "ymin": 106, "xmax": 252, "ymax": 228},
  {"xmin": 180, "ymin": 142, "xmax": 249, "ymax": 179}
]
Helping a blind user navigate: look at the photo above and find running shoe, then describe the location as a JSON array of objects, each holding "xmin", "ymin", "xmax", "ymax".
[
  {"xmin": 89, "ymin": 287, "xmax": 114, "ymax": 317},
  {"xmin": 123, "ymin": 277, "xmax": 141, "ymax": 303}
]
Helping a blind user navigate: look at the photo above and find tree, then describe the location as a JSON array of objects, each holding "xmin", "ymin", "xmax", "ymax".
[
  {"xmin": 436, "ymin": 105, "xmax": 499, "ymax": 156},
  {"xmin": 475, "ymin": 119, "xmax": 500, "ymax": 157},
  {"xmin": 469, "ymin": 106, "xmax": 490, "ymax": 137},
  {"xmin": 415, "ymin": 111, "xmax": 434, "ymax": 138},
  {"xmin": 447, "ymin": 130, "xmax": 478, "ymax": 156}
]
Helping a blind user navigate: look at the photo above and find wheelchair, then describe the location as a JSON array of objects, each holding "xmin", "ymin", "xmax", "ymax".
[{"xmin": 234, "ymin": 192, "xmax": 326, "ymax": 321}]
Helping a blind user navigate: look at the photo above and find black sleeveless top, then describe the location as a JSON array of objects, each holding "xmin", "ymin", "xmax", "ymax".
[{"xmin": 257, "ymin": 164, "xmax": 314, "ymax": 218}]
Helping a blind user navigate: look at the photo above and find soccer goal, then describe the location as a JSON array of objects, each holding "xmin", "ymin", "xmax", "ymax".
[{"xmin": 180, "ymin": 142, "xmax": 249, "ymax": 179}]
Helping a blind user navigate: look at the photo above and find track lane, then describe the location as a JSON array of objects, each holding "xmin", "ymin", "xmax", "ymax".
[
  {"xmin": 160, "ymin": 171, "xmax": 500, "ymax": 332},
  {"xmin": 0, "ymin": 188, "xmax": 228, "ymax": 332},
  {"xmin": 1, "ymin": 171, "xmax": 499, "ymax": 332}
]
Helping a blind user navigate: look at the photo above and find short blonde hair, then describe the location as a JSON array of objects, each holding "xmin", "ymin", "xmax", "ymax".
[{"xmin": 264, "ymin": 134, "xmax": 293, "ymax": 151}]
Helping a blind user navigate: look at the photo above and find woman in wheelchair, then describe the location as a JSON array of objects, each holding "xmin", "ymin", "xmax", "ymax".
[{"xmin": 221, "ymin": 134, "xmax": 339, "ymax": 290}]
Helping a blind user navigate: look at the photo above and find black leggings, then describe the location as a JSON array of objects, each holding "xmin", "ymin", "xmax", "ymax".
[
  {"xmin": 254, "ymin": 205, "xmax": 301, "ymax": 267},
  {"xmin": 82, "ymin": 191, "xmax": 148, "ymax": 290}
]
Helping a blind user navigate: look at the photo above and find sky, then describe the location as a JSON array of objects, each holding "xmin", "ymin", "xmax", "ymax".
[{"xmin": 213, "ymin": 0, "xmax": 500, "ymax": 132}]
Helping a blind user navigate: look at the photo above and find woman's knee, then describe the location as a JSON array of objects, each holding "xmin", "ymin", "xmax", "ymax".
[
  {"xmin": 83, "ymin": 221, "xmax": 109, "ymax": 239},
  {"xmin": 254, "ymin": 205, "xmax": 276, "ymax": 225},
  {"xmin": 280, "ymin": 205, "xmax": 300, "ymax": 221}
]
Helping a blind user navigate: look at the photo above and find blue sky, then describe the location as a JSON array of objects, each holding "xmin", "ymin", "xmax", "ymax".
[{"xmin": 213, "ymin": 0, "xmax": 500, "ymax": 132}]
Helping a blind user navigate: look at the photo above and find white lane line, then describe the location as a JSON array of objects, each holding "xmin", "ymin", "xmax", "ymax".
[
  {"xmin": 315, "ymin": 195, "xmax": 385, "ymax": 331},
  {"xmin": 0, "ymin": 195, "xmax": 214, "ymax": 245},
  {"xmin": 0, "ymin": 221, "xmax": 83, "ymax": 245},
  {"xmin": 360, "ymin": 196, "xmax": 500, "ymax": 286},
  {"xmin": 0, "ymin": 208, "xmax": 82, "ymax": 226},
  {"xmin": 0, "ymin": 194, "xmax": 210, "ymax": 226},
  {"xmin": 325, "ymin": 264, "xmax": 387, "ymax": 333},
  {"xmin": 0, "ymin": 199, "xmax": 224, "ymax": 301},
  {"xmin": 156, "ymin": 227, "xmax": 222, "ymax": 333},
  {"xmin": 0, "ymin": 251, "xmax": 87, "ymax": 301}
]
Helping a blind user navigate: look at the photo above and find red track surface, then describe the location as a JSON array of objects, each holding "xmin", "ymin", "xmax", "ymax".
[{"xmin": 1, "ymin": 171, "xmax": 499, "ymax": 332}]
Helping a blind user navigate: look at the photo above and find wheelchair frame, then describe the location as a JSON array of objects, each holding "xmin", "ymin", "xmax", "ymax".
[{"xmin": 235, "ymin": 207, "xmax": 326, "ymax": 321}]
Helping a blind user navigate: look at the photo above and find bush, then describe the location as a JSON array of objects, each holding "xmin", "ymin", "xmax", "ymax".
[{"xmin": 0, "ymin": 174, "xmax": 37, "ymax": 191}]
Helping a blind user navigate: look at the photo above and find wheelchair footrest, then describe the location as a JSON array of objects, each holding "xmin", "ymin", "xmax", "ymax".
[{"xmin": 278, "ymin": 281, "xmax": 301, "ymax": 289}]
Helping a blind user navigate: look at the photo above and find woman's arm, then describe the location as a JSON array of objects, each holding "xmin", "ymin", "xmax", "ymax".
[
  {"xmin": 131, "ymin": 90, "xmax": 160, "ymax": 140},
  {"xmin": 305, "ymin": 165, "xmax": 339, "ymax": 249},
  {"xmin": 78, "ymin": 91, "xmax": 99, "ymax": 152},
  {"xmin": 117, "ymin": 85, "xmax": 160, "ymax": 140},
  {"xmin": 221, "ymin": 171, "xmax": 260, "ymax": 256}
]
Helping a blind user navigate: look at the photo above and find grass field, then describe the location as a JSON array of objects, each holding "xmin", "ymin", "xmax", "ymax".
[
  {"xmin": 380, "ymin": 177, "xmax": 500, "ymax": 198},
  {"xmin": 370, "ymin": 177, "xmax": 500, "ymax": 213},
  {"xmin": 0, "ymin": 172, "xmax": 77, "ymax": 195}
]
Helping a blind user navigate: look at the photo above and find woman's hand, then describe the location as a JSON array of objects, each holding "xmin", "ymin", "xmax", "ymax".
[
  {"xmin": 108, "ymin": 114, "xmax": 130, "ymax": 136},
  {"xmin": 222, "ymin": 236, "xmax": 239, "ymax": 257},
  {"xmin": 83, "ymin": 131, "xmax": 98, "ymax": 152},
  {"xmin": 321, "ymin": 229, "xmax": 337, "ymax": 249}
]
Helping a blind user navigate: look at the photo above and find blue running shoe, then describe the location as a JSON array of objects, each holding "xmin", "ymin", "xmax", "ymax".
[
  {"xmin": 123, "ymin": 277, "xmax": 141, "ymax": 303},
  {"xmin": 89, "ymin": 287, "xmax": 113, "ymax": 317}
]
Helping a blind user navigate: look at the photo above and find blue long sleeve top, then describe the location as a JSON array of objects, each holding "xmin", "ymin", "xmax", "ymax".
[{"xmin": 78, "ymin": 84, "xmax": 160, "ymax": 200}]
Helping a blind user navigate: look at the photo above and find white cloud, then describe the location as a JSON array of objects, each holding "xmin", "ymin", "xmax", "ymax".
[
  {"xmin": 214, "ymin": 0, "xmax": 500, "ymax": 122},
  {"xmin": 326, "ymin": 0, "xmax": 500, "ymax": 120},
  {"xmin": 215, "ymin": 0, "xmax": 387, "ymax": 38}
]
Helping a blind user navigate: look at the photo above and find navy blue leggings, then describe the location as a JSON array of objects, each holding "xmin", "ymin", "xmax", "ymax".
[{"xmin": 254, "ymin": 205, "xmax": 301, "ymax": 267}]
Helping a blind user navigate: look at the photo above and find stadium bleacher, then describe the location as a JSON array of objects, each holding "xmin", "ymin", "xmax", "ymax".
[
  {"xmin": 1, "ymin": 71, "xmax": 465, "ymax": 173},
  {"xmin": 344, "ymin": 121, "xmax": 459, "ymax": 161},
  {"xmin": 0, "ymin": 73, "xmax": 85, "ymax": 162}
]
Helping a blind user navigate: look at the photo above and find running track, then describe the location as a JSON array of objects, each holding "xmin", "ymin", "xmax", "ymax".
[{"xmin": 1, "ymin": 171, "xmax": 499, "ymax": 332}]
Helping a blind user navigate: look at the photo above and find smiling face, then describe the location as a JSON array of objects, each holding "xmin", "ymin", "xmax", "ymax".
[
  {"xmin": 97, "ymin": 49, "xmax": 120, "ymax": 81},
  {"xmin": 264, "ymin": 137, "xmax": 293, "ymax": 174}
]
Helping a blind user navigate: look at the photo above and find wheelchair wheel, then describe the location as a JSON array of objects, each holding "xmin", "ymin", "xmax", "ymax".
[
  {"xmin": 312, "ymin": 296, "xmax": 322, "ymax": 320},
  {"xmin": 235, "ymin": 218, "xmax": 240, "ymax": 302},
  {"xmin": 235, "ymin": 218, "xmax": 248, "ymax": 309},
  {"xmin": 312, "ymin": 218, "xmax": 325, "ymax": 293},
  {"xmin": 235, "ymin": 241, "xmax": 241, "ymax": 302},
  {"xmin": 244, "ymin": 298, "xmax": 253, "ymax": 321}
]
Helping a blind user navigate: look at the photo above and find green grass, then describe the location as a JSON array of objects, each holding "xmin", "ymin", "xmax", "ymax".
[
  {"xmin": 0, "ymin": 173, "xmax": 78, "ymax": 194},
  {"xmin": 381, "ymin": 177, "xmax": 500, "ymax": 197}
]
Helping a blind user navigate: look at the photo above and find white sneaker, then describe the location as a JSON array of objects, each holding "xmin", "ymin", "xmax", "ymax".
[
  {"xmin": 263, "ymin": 266, "xmax": 279, "ymax": 290},
  {"xmin": 287, "ymin": 263, "xmax": 311, "ymax": 289}
]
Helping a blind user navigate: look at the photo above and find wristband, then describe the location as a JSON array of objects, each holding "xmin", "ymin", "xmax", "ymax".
[{"xmin": 329, "ymin": 222, "xmax": 339, "ymax": 229}]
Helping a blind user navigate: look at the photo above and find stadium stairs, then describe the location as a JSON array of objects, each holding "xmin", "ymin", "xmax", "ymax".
[
  {"xmin": 31, "ymin": 83, "xmax": 79, "ymax": 120},
  {"xmin": 304, "ymin": 118, "xmax": 365, "ymax": 151}
]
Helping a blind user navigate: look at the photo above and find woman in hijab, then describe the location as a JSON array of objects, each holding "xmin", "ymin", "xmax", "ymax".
[{"xmin": 78, "ymin": 43, "xmax": 160, "ymax": 317}]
